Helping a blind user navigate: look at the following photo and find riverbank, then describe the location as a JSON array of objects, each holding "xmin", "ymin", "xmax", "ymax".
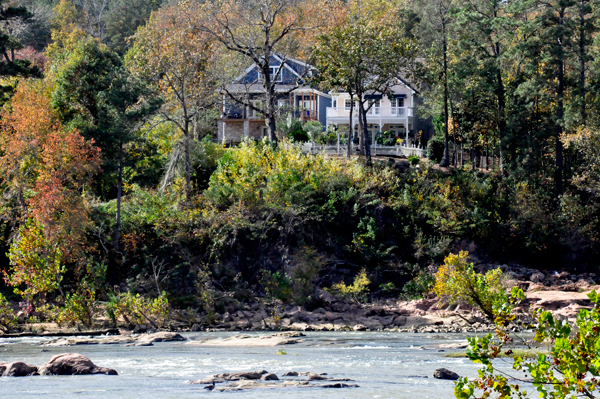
[{"xmin": 2, "ymin": 262, "xmax": 594, "ymax": 338}]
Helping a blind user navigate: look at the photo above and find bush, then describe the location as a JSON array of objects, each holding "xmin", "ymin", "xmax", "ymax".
[
  {"xmin": 106, "ymin": 292, "xmax": 169, "ymax": 328},
  {"xmin": 426, "ymin": 133, "xmax": 445, "ymax": 162},
  {"xmin": 56, "ymin": 289, "xmax": 98, "ymax": 328},
  {"xmin": 0, "ymin": 293, "xmax": 16, "ymax": 332},
  {"xmin": 328, "ymin": 269, "xmax": 370, "ymax": 303},
  {"xmin": 433, "ymin": 251, "xmax": 507, "ymax": 321},
  {"xmin": 408, "ymin": 155, "xmax": 420, "ymax": 165},
  {"xmin": 288, "ymin": 247, "xmax": 323, "ymax": 304},
  {"xmin": 260, "ymin": 270, "xmax": 293, "ymax": 303},
  {"xmin": 401, "ymin": 269, "xmax": 435, "ymax": 300}
]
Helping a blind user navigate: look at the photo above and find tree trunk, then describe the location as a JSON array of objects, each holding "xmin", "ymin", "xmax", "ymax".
[
  {"xmin": 358, "ymin": 101, "xmax": 365, "ymax": 156},
  {"xmin": 579, "ymin": 0, "xmax": 587, "ymax": 123},
  {"xmin": 495, "ymin": 66, "xmax": 506, "ymax": 173},
  {"xmin": 184, "ymin": 122, "xmax": 192, "ymax": 202},
  {"xmin": 360, "ymin": 103, "xmax": 371, "ymax": 165},
  {"xmin": 114, "ymin": 141, "xmax": 123, "ymax": 251},
  {"xmin": 439, "ymin": 19, "xmax": 450, "ymax": 168},
  {"xmin": 556, "ymin": 7, "xmax": 565, "ymax": 196},
  {"xmin": 347, "ymin": 95, "xmax": 354, "ymax": 158}
]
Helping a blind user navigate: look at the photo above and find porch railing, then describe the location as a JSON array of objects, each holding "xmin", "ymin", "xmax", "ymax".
[
  {"xmin": 300, "ymin": 142, "xmax": 426, "ymax": 158},
  {"xmin": 326, "ymin": 107, "xmax": 413, "ymax": 119}
]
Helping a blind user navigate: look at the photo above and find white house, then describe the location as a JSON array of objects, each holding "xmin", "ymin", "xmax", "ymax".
[{"xmin": 325, "ymin": 79, "xmax": 428, "ymax": 147}]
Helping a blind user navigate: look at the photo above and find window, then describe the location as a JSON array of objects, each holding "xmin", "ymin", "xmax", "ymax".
[
  {"xmin": 248, "ymin": 100, "xmax": 264, "ymax": 118},
  {"xmin": 391, "ymin": 98, "xmax": 405, "ymax": 108},
  {"xmin": 367, "ymin": 99, "xmax": 380, "ymax": 115},
  {"xmin": 344, "ymin": 99, "xmax": 353, "ymax": 109},
  {"xmin": 269, "ymin": 66, "xmax": 282, "ymax": 82},
  {"xmin": 391, "ymin": 97, "xmax": 405, "ymax": 115},
  {"xmin": 333, "ymin": 99, "xmax": 337, "ymax": 108}
]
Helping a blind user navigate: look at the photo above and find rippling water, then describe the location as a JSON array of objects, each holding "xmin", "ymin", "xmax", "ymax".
[{"xmin": 0, "ymin": 332, "xmax": 488, "ymax": 398}]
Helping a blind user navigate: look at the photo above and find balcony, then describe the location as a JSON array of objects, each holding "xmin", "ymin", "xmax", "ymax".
[{"xmin": 326, "ymin": 107, "xmax": 413, "ymax": 119}]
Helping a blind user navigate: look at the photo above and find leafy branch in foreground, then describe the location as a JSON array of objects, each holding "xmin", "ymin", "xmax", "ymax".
[{"xmin": 455, "ymin": 289, "xmax": 600, "ymax": 399}]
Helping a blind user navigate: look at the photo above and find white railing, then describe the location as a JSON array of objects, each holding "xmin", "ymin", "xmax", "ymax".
[
  {"xmin": 300, "ymin": 143, "xmax": 426, "ymax": 158},
  {"xmin": 326, "ymin": 107, "xmax": 413, "ymax": 119}
]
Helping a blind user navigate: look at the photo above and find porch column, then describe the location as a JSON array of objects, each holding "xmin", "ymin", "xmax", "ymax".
[
  {"xmin": 243, "ymin": 120, "xmax": 250, "ymax": 138},
  {"xmin": 218, "ymin": 120, "xmax": 224, "ymax": 142}
]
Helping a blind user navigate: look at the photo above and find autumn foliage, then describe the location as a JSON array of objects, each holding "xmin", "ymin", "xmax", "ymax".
[{"xmin": 0, "ymin": 81, "xmax": 101, "ymax": 300}]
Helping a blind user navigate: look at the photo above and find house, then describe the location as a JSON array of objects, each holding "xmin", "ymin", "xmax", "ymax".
[
  {"xmin": 218, "ymin": 54, "xmax": 332, "ymax": 143},
  {"xmin": 325, "ymin": 79, "xmax": 433, "ymax": 148}
]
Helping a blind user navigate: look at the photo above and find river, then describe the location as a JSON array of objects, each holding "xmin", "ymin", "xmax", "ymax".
[{"xmin": 0, "ymin": 331, "xmax": 493, "ymax": 398}]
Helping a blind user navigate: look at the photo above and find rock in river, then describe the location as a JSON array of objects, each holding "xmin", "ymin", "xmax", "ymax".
[
  {"xmin": 0, "ymin": 362, "xmax": 38, "ymax": 377},
  {"xmin": 433, "ymin": 368, "xmax": 460, "ymax": 380},
  {"xmin": 38, "ymin": 353, "xmax": 118, "ymax": 376}
]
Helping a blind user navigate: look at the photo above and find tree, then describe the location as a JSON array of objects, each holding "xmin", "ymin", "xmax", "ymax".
[
  {"xmin": 127, "ymin": 2, "xmax": 216, "ymax": 202},
  {"xmin": 50, "ymin": 34, "xmax": 157, "ymax": 255},
  {"xmin": 0, "ymin": 81, "xmax": 101, "ymax": 301},
  {"xmin": 416, "ymin": 0, "xmax": 457, "ymax": 168},
  {"xmin": 0, "ymin": 0, "xmax": 41, "ymax": 102},
  {"xmin": 194, "ymin": 0, "xmax": 334, "ymax": 143},
  {"xmin": 453, "ymin": 0, "xmax": 517, "ymax": 171},
  {"xmin": 314, "ymin": 0, "xmax": 418, "ymax": 164}
]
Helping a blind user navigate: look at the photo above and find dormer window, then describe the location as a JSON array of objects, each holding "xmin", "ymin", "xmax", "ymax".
[{"xmin": 261, "ymin": 66, "xmax": 282, "ymax": 82}]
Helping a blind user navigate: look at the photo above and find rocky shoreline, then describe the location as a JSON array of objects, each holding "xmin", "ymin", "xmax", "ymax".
[{"xmin": 1, "ymin": 263, "xmax": 595, "ymax": 337}]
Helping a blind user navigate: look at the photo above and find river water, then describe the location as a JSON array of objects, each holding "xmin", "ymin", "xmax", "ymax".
[{"xmin": 0, "ymin": 331, "xmax": 494, "ymax": 399}]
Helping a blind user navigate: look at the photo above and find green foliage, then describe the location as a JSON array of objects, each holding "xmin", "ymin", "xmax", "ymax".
[
  {"xmin": 206, "ymin": 140, "xmax": 360, "ymax": 209},
  {"xmin": 55, "ymin": 288, "xmax": 98, "ymax": 328},
  {"xmin": 287, "ymin": 247, "xmax": 323, "ymax": 305},
  {"xmin": 278, "ymin": 118, "xmax": 308, "ymax": 142},
  {"xmin": 426, "ymin": 132, "xmax": 445, "ymax": 162},
  {"xmin": 408, "ymin": 155, "xmax": 420, "ymax": 165},
  {"xmin": 261, "ymin": 270, "xmax": 293, "ymax": 303},
  {"xmin": 105, "ymin": 291, "xmax": 169, "ymax": 328},
  {"xmin": 455, "ymin": 290, "xmax": 600, "ymax": 399},
  {"xmin": 433, "ymin": 251, "xmax": 507, "ymax": 321},
  {"xmin": 0, "ymin": 293, "xmax": 16, "ymax": 331},
  {"xmin": 328, "ymin": 269, "xmax": 370, "ymax": 303},
  {"xmin": 7, "ymin": 219, "xmax": 65, "ymax": 302},
  {"xmin": 401, "ymin": 269, "xmax": 435, "ymax": 300}
]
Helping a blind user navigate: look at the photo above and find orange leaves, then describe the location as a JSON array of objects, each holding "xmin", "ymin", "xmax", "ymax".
[{"xmin": 0, "ymin": 81, "xmax": 101, "ymax": 268}]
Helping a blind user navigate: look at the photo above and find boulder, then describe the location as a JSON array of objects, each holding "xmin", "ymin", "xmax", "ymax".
[
  {"xmin": 322, "ymin": 382, "xmax": 359, "ymax": 388},
  {"xmin": 283, "ymin": 371, "xmax": 299, "ymax": 376},
  {"xmin": 136, "ymin": 332, "xmax": 185, "ymax": 345},
  {"xmin": 38, "ymin": 353, "xmax": 118, "ymax": 376},
  {"xmin": 530, "ymin": 272, "xmax": 545, "ymax": 284},
  {"xmin": 433, "ymin": 368, "xmax": 459, "ymax": 380},
  {"xmin": 261, "ymin": 373, "xmax": 279, "ymax": 381},
  {"xmin": 307, "ymin": 373, "xmax": 328, "ymax": 381},
  {"xmin": 353, "ymin": 324, "xmax": 367, "ymax": 331},
  {"xmin": 0, "ymin": 362, "xmax": 38, "ymax": 377}
]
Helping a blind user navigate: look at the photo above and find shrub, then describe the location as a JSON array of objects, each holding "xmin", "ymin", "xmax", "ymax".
[
  {"xmin": 408, "ymin": 155, "xmax": 420, "ymax": 165},
  {"xmin": 401, "ymin": 269, "xmax": 435, "ymax": 300},
  {"xmin": 0, "ymin": 293, "xmax": 16, "ymax": 332},
  {"xmin": 56, "ymin": 289, "xmax": 98, "ymax": 328},
  {"xmin": 433, "ymin": 251, "xmax": 507, "ymax": 321},
  {"xmin": 6, "ymin": 219, "xmax": 65, "ymax": 302},
  {"xmin": 261, "ymin": 270, "xmax": 293, "ymax": 303},
  {"xmin": 328, "ymin": 269, "xmax": 370, "ymax": 303},
  {"xmin": 106, "ymin": 292, "xmax": 169, "ymax": 328},
  {"xmin": 288, "ymin": 247, "xmax": 323, "ymax": 304},
  {"xmin": 426, "ymin": 133, "xmax": 445, "ymax": 162}
]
